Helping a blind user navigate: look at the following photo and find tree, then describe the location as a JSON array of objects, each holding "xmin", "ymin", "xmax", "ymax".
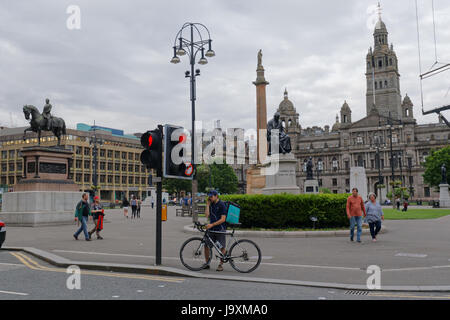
[
  {"xmin": 423, "ymin": 146, "xmax": 450, "ymax": 188},
  {"xmin": 197, "ymin": 162, "xmax": 238, "ymax": 195},
  {"xmin": 162, "ymin": 178, "xmax": 191, "ymax": 199}
]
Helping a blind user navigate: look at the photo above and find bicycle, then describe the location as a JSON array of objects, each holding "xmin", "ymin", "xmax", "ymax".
[{"xmin": 179, "ymin": 221, "xmax": 262, "ymax": 273}]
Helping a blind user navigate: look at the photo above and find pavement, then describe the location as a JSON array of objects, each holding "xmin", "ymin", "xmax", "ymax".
[{"xmin": 1, "ymin": 205, "xmax": 450, "ymax": 292}]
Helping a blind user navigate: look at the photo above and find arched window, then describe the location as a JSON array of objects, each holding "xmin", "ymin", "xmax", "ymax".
[
  {"xmin": 375, "ymin": 82, "xmax": 378, "ymax": 90},
  {"xmin": 379, "ymin": 81, "xmax": 383, "ymax": 89},
  {"xmin": 378, "ymin": 60, "xmax": 383, "ymax": 68},
  {"xmin": 384, "ymin": 80, "xmax": 388, "ymax": 87},
  {"xmin": 332, "ymin": 157, "xmax": 338, "ymax": 171},
  {"xmin": 389, "ymin": 58, "xmax": 393, "ymax": 66},
  {"xmin": 282, "ymin": 120, "xmax": 286, "ymax": 128}
]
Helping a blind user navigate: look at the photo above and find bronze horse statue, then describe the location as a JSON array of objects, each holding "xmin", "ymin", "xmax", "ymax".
[{"xmin": 23, "ymin": 105, "xmax": 66, "ymax": 146}]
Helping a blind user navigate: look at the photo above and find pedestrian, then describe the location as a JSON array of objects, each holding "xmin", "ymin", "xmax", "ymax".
[
  {"xmin": 396, "ymin": 198, "xmax": 401, "ymax": 210},
  {"xmin": 346, "ymin": 187, "xmax": 367, "ymax": 243},
  {"xmin": 73, "ymin": 192, "xmax": 92, "ymax": 241},
  {"xmin": 123, "ymin": 196, "xmax": 130, "ymax": 218},
  {"xmin": 137, "ymin": 197, "xmax": 141, "ymax": 218},
  {"xmin": 365, "ymin": 193, "xmax": 384, "ymax": 242},
  {"xmin": 151, "ymin": 197, "xmax": 154, "ymax": 209},
  {"xmin": 204, "ymin": 189, "xmax": 228, "ymax": 272},
  {"xmin": 131, "ymin": 195, "xmax": 137, "ymax": 219},
  {"xmin": 89, "ymin": 196, "xmax": 104, "ymax": 240},
  {"xmin": 402, "ymin": 200, "xmax": 408, "ymax": 212}
]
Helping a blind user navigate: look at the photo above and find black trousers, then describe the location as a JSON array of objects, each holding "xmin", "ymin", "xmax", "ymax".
[
  {"xmin": 368, "ymin": 220, "xmax": 382, "ymax": 239},
  {"xmin": 131, "ymin": 205, "xmax": 137, "ymax": 218}
]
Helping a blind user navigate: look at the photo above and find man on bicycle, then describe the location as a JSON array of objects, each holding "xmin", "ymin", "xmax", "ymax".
[{"xmin": 205, "ymin": 189, "xmax": 227, "ymax": 271}]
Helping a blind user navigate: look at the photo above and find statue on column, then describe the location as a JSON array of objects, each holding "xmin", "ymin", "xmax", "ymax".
[{"xmin": 267, "ymin": 112, "xmax": 292, "ymax": 155}]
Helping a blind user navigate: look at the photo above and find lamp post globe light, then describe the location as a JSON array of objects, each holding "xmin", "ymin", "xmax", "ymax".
[{"xmin": 170, "ymin": 22, "xmax": 215, "ymax": 221}]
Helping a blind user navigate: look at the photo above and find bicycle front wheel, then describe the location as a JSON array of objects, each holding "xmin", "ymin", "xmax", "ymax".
[
  {"xmin": 179, "ymin": 237, "xmax": 211, "ymax": 271},
  {"xmin": 229, "ymin": 239, "xmax": 262, "ymax": 273}
]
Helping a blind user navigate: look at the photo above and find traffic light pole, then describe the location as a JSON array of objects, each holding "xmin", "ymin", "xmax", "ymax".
[{"xmin": 155, "ymin": 124, "xmax": 163, "ymax": 266}]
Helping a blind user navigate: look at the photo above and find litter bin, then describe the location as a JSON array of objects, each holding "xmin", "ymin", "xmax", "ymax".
[{"xmin": 0, "ymin": 221, "xmax": 5, "ymax": 248}]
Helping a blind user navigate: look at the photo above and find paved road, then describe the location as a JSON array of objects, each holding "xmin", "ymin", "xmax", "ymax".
[
  {"xmin": 2, "ymin": 251, "xmax": 450, "ymax": 300},
  {"xmin": 3, "ymin": 205, "xmax": 450, "ymax": 289}
]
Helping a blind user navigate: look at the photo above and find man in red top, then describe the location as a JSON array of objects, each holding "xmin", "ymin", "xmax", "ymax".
[{"xmin": 346, "ymin": 188, "xmax": 367, "ymax": 243}]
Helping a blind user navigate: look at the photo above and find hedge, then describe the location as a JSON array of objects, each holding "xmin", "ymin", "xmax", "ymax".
[{"xmin": 221, "ymin": 194, "xmax": 350, "ymax": 229}]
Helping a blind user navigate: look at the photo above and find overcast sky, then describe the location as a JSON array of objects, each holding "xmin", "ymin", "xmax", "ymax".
[{"xmin": 0, "ymin": 0, "xmax": 449, "ymax": 135}]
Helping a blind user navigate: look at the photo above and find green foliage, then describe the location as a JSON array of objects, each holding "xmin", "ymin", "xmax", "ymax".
[
  {"xmin": 221, "ymin": 194, "xmax": 350, "ymax": 229},
  {"xmin": 319, "ymin": 187, "xmax": 332, "ymax": 194},
  {"xmin": 162, "ymin": 178, "xmax": 191, "ymax": 196},
  {"xmin": 197, "ymin": 162, "xmax": 238, "ymax": 194},
  {"xmin": 423, "ymin": 146, "xmax": 450, "ymax": 188}
]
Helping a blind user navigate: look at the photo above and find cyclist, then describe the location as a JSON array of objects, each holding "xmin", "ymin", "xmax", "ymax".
[{"xmin": 204, "ymin": 189, "xmax": 227, "ymax": 271}]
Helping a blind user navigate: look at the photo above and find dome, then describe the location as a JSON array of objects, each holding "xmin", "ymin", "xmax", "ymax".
[
  {"xmin": 278, "ymin": 88, "xmax": 295, "ymax": 111},
  {"xmin": 341, "ymin": 101, "xmax": 351, "ymax": 112},
  {"xmin": 374, "ymin": 19, "xmax": 387, "ymax": 32},
  {"xmin": 402, "ymin": 94, "xmax": 413, "ymax": 106},
  {"xmin": 332, "ymin": 114, "xmax": 340, "ymax": 132}
]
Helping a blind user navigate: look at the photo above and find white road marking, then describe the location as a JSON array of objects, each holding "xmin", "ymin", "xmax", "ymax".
[
  {"xmin": 0, "ymin": 290, "xmax": 29, "ymax": 296},
  {"xmin": 395, "ymin": 253, "xmax": 428, "ymax": 258},
  {"xmin": 0, "ymin": 262, "xmax": 26, "ymax": 267},
  {"xmin": 51, "ymin": 249, "xmax": 450, "ymax": 273}
]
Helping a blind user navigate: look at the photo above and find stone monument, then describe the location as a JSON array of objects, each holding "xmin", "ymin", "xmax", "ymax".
[
  {"xmin": 262, "ymin": 112, "xmax": 300, "ymax": 195},
  {"xmin": 304, "ymin": 156, "xmax": 319, "ymax": 194},
  {"xmin": 439, "ymin": 164, "xmax": 450, "ymax": 208},
  {"xmin": 350, "ymin": 166, "xmax": 368, "ymax": 201},
  {"xmin": 0, "ymin": 100, "xmax": 81, "ymax": 226}
]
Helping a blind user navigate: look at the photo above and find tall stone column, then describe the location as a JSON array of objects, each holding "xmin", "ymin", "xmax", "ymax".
[{"xmin": 253, "ymin": 49, "xmax": 269, "ymax": 163}]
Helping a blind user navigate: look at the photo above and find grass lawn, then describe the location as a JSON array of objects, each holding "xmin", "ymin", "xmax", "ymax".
[{"xmin": 383, "ymin": 208, "xmax": 450, "ymax": 220}]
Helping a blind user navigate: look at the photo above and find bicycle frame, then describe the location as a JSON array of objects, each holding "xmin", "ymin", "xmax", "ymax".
[{"xmin": 201, "ymin": 229, "xmax": 240, "ymax": 263}]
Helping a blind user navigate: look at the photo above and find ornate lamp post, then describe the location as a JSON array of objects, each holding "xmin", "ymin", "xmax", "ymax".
[
  {"xmin": 373, "ymin": 135, "xmax": 385, "ymax": 204},
  {"xmin": 171, "ymin": 22, "xmax": 215, "ymax": 222}
]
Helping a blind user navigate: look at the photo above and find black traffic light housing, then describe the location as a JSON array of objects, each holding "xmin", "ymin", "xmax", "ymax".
[
  {"xmin": 140, "ymin": 127, "xmax": 162, "ymax": 175},
  {"xmin": 163, "ymin": 124, "xmax": 193, "ymax": 180}
]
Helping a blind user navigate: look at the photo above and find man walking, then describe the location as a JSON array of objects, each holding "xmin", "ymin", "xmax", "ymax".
[
  {"xmin": 74, "ymin": 193, "xmax": 92, "ymax": 241},
  {"xmin": 204, "ymin": 190, "xmax": 228, "ymax": 272},
  {"xmin": 346, "ymin": 188, "xmax": 366, "ymax": 243}
]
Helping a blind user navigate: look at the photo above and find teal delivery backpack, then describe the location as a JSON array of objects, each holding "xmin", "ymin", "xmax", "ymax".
[{"xmin": 225, "ymin": 201, "xmax": 241, "ymax": 225}]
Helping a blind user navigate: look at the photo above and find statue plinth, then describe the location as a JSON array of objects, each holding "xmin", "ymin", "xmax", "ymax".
[
  {"xmin": 15, "ymin": 146, "xmax": 78, "ymax": 192},
  {"xmin": 261, "ymin": 153, "xmax": 300, "ymax": 195},
  {"xmin": 439, "ymin": 184, "xmax": 450, "ymax": 208},
  {"xmin": 0, "ymin": 146, "xmax": 81, "ymax": 226},
  {"xmin": 350, "ymin": 167, "xmax": 368, "ymax": 201},
  {"xmin": 304, "ymin": 180, "xmax": 319, "ymax": 194}
]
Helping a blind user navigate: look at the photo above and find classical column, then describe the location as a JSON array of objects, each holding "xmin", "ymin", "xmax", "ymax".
[{"xmin": 252, "ymin": 49, "xmax": 269, "ymax": 163}]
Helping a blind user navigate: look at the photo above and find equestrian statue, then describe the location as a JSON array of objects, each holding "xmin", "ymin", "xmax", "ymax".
[{"xmin": 23, "ymin": 98, "xmax": 66, "ymax": 146}]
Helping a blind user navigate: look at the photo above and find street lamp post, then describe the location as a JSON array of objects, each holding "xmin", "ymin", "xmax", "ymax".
[
  {"xmin": 89, "ymin": 123, "xmax": 103, "ymax": 198},
  {"xmin": 373, "ymin": 135, "xmax": 384, "ymax": 204},
  {"xmin": 171, "ymin": 22, "xmax": 215, "ymax": 222}
]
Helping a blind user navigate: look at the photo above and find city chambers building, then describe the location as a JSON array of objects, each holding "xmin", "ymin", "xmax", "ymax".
[
  {"xmin": 0, "ymin": 123, "xmax": 150, "ymax": 202},
  {"xmin": 264, "ymin": 15, "xmax": 449, "ymax": 200}
]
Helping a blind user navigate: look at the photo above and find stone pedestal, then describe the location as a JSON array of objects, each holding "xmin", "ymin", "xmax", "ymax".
[
  {"xmin": 0, "ymin": 146, "xmax": 81, "ymax": 226},
  {"xmin": 262, "ymin": 153, "xmax": 300, "ymax": 195},
  {"xmin": 350, "ymin": 167, "xmax": 368, "ymax": 201},
  {"xmin": 246, "ymin": 165, "xmax": 266, "ymax": 195},
  {"xmin": 439, "ymin": 184, "xmax": 450, "ymax": 208},
  {"xmin": 304, "ymin": 180, "xmax": 319, "ymax": 194}
]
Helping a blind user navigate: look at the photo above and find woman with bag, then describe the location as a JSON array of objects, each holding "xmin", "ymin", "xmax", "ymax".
[
  {"xmin": 122, "ymin": 197, "xmax": 130, "ymax": 219},
  {"xmin": 89, "ymin": 196, "xmax": 104, "ymax": 240},
  {"xmin": 365, "ymin": 192, "xmax": 384, "ymax": 242}
]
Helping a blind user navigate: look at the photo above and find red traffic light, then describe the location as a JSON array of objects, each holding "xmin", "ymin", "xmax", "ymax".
[{"xmin": 141, "ymin": 130, "xmax": 160, "ymax": 150}]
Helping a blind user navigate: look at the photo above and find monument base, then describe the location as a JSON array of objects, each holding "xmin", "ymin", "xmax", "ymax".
[
  {"xmin": 439, "ymin": 184, "xmax": 450, "ymax": 208},
  {"xmin": 246, "ymin": 165, "xmax": 266, "ymax": 195},
  {"xmin": 304, "ymin": 180, "xmax": 319, "ymax": 194},
  {"xmin": 262, "ymin": 153, "xmax": 300, "ymax": 195},
  {"xmin": 0, "ymin": 191, "xmax": 81, "ymax": 227}
]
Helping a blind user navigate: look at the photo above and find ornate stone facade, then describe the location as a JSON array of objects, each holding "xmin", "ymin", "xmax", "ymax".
[{"xmin": 264, "ymin": 14, "xmax": 450, "ymax": 200}]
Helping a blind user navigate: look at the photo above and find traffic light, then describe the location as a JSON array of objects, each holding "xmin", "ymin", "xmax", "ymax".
[
  {"xmin": 163, "ymin": 124, "xmax": 193, "ymax": 180},
  {"xmin": 140, "ymin": 128, "xmax": 162, "ymax": 174}
]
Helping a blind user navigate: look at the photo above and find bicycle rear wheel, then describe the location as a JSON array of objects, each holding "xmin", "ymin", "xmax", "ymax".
[
  {"xmin": 179, "ymin": 237, "xmax": 211, "ymax": 271},
  {"xmin": 229, "ymin": 239, "xmax": 261, "ymax": 273}
]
